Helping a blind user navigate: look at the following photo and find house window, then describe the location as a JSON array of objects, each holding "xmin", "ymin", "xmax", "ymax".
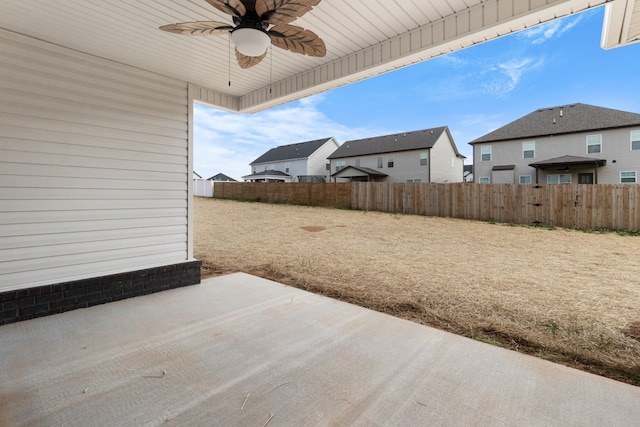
[
  {"xmin": 631, "ymin": 130, "xmax": 640, "ymax": 151},
  {"xmin": 325, "ymin": 163, "xmax": 330, "ymax": 171},
  {"xmin": 377, "ymin": 157, "xmax": 383, "ymax": 168},
  {"xmin": 547, "ymin": 174, "xmax": 571, "ymax": 184},
  {"xmin": 420, "ymin": 152, "xmax": 428, "ymax": 165},
  {"xmin": 355, "ymin": 159, "xmax": 360, "ymax": 167},
  {"xmin": 387, "ymin": 157, "xmax": 394, "ymax": 168},
  {"xmin": 285, "ymin": 162, "xmax": 290, "ymax": 173},
  {"xmin": 335, "ymin": 160, "xmax": 346, "ymax": 172},
  {"xmin": 407, "ymin": 179, "xmax": 421, "ymax": 183},
  {"xmin": 478, "ymin": 177, "xmax": 490, "ymax": 184},
  {"xmin": 522, "ymin": 141, "xmax": 535, "ymax": 159},
  {"xmin": 519, "ymin": 175, "xmax": 532, "ymax": 184},
  {"xmin": 620, "ymin": 171, "xmax": 637, "ymax": 183},
  {"xmin": 481, "ymin": 145, "xmax": 491, "ymax": 162},
  {"xmin": 586, "ymin": 134, "xmax": 602, "ymax": 154}
]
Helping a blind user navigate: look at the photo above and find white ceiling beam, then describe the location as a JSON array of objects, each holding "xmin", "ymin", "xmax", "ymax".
[
  {"xmin": 601, "ymin": 0, "xmax": 640, "ymax": 49},
  {"xmin": 192, "ymin": 85, "xmax": 239, "ymax": 112}
]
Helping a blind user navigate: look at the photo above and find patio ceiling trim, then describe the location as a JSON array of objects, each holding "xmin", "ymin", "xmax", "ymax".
[
  {"xmin": 601, "ymin": 0, "xmax": 640, "ymax": 48},
  {"xmin": 194, "ymin": 0, "xmax": 611, "ymax": 113}
]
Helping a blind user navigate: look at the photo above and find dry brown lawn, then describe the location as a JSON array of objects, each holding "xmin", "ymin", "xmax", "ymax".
[{"xmin": 194, "ymin": 197, "xmax": 640, "ymax": 385}]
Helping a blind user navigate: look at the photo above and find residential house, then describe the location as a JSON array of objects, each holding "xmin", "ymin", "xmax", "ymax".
[
  {"xmin": 207, "ymin": 173, "xmax": 237, "ymax": 182},
  {"xmin": 193, "ymin": 171, "xmax": 202, "ymax": 180},
  {"xmin": 470, "ymin": 103, "xmax": 640, "ymax": 184},
  {"xmin": 327, "ymin": 127, "xmax": 465, "ymax": 183},
  {"xmin": 243, "ymin": 138, "xmax": 340, "ymax": 182}
]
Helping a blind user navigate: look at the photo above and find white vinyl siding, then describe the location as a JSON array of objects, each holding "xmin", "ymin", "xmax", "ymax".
[
  {"xmin": 522, "ymin": 141, "xmax": 535, "ymax": 159},
  {"xmin": 481, "ymin": 145, "xmax": 491, "ymax": 162},
  {"xmin": 620, "ymin": 171, "xmax": 637, "ymax": 183},
  {"xmin": 0, "ymin": 31, "xmax": 190, "ymax": 292},
  {"xmin": 631, "ymin": 131, "xmax": 640, "ymax": 151},
  {"xmin": 586, "ymin": 134, "xmax": 602, "ymax": 154}
]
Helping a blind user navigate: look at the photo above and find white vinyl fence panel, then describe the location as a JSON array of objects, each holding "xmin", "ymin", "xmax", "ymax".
[{"xmin": 193, "ymin": 179, "xmax": 214, "ymax": 197}]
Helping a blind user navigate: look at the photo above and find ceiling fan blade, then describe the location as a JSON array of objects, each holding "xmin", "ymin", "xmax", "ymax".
[
  {"xmin": 256, "ymin": 0, "xmax": 321, "ymax": 25},
  {"xmin": 269, "ymin": 24, "xmax": 326, "ymax": 57},
  {"xmin": 205, "ymin": 0, "xmax": 246, "ymax": 17},
  {"xmin": 235, "ymin": 49, "xmax": 268, "ymax": 69},
  {"xmin": 160, "ymin": 21, "xmax": 233, "ymax": 36}
]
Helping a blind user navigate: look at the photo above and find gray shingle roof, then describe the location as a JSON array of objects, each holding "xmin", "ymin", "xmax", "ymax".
[
  {"xmin": 207, "ymin": 173, "xmax": 237, "ymax": 181},
  {"xmin": 470, "ymin": 103, "xmax": 640, "ymax": 144},
  {"xmin": 327, "ymin": 127, "xmax": 449, "ymax": 159},
  {"xmin": 243, "ymin": 170, "xmax": 291, "ymax": 178},
  {"xmin": 251, "ymin": 138, "xmax": 334, "ymax": 165},
  {"xmin": 331, "ymin": 166, "xmax": 388, "ymax": 177},
  {"xmin": 528, "ymin": 155, "xmax": 606, "ymax": 168}
]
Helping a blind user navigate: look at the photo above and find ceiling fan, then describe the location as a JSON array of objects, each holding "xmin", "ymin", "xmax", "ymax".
[{"xmin": 160, "ymin": 0, "xmax": 326, "ymax": 69}]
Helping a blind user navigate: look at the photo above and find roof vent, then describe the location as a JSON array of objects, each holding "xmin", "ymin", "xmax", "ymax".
[
  {"xmin": 553, "ymin": 118, "xmax": 556, "ymax": 124},
  {"xmin": 560, "ymin": 109, "xmax": 563, "ymax": 117}
]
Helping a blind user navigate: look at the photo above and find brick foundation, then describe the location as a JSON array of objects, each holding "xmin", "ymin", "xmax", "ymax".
[{"xmin": 0, "ymin": 261, "xmax": 202, "ymax": 326}]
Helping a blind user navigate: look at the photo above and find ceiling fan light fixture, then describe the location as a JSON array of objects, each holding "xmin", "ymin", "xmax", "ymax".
[{"xmin": 230, "ymin": 28, "xmax": 270, "ymax": 57}]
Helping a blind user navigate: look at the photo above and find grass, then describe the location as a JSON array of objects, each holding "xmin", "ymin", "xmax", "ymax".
[{"xmin": 194, "ymin": 197, "xmax": 640, "ymax": 386}]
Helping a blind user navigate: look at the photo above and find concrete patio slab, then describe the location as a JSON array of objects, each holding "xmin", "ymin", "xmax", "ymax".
[{"xmin": 1, "ymin": 272, "xmax": 639, "ymax": 426}]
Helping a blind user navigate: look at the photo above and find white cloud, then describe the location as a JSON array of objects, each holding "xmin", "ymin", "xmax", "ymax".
[
  {"xmin": 193, "ymin": 97, "xmax": 394, "ymax": 180},
  {"xmin": 493, "ymin": 57, "xmax": 544, "ymax": 93},
  {"xmin": 520, "ymin": 13, "xmax": 585, "ymax": 44},
  {"xmin": 421, "ymin": 54, "xmax": 544, "ymax": 99}
]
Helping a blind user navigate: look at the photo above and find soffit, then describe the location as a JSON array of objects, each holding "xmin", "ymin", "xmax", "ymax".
[
  {"xmin": 0, "ymin": 0, "xmax": 627, "ymax": 113},
  {"xmin": 601, "ymin": 0, "xmax": 640, "ymax": 48}
]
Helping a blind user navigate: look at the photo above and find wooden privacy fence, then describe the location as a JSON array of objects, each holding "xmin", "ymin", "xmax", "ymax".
[
  {"xmin": 351, "ymin": 182, "xmax": 640, "ymax": 230},
  {"xmin": 214, "ymin": 182, "xmax": 352, "ymax": 209},
  {"xmin": 213, "ymin": 182, "xmax": 640, "ymax": 230}
]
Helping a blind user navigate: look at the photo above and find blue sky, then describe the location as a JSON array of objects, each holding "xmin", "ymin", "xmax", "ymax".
[{"xmin": 194, "ymin": 6, "xmax": 640, "ymax": 181}]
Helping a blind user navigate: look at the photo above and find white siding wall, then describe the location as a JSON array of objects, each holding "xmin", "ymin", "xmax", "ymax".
[
  {"xmin": 307, "ymin": 139, "xmax": 340, "ymax": 181},
  {"xmin": 0, "ymin": 31, "xmax": 190, "ymax": 292},
  {"xmin": 288, "ymin": 159, "xmax": 308, "ymax": 180},
  {"xmin": 430, "ymin": 133, "xmax": 464, "ymax": 183},
  {"xmin": 383, "ymin": 150, "xmax": 431, "ymax": 182}
]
